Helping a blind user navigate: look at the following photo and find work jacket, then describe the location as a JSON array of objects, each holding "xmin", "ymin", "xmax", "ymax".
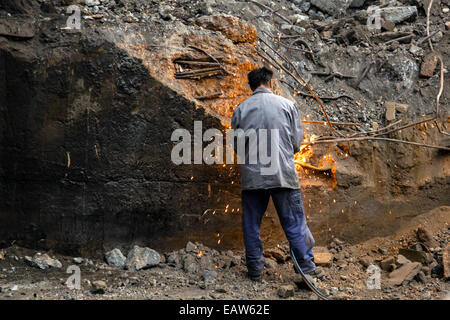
[{"xmin": 231, "ymin": 87, "xmax": 303, "ymax": 190}]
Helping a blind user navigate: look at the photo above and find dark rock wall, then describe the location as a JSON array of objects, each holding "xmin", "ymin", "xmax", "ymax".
[{"xmin": 0, "ymin": 38, "xmax": 241, "ymax": 255}]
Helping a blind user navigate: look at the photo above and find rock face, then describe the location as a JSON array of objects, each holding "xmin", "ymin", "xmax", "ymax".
[
  {"xmin": 195, "ymin": 14, "xmax": 257, "ymax": 43},
  {"xmin": 24, "ymin": 253, "xmax": 62, "ymax": 269},
  {"xmin": 0, "ymin": 20, "xmax": 242, "ymax": 254},
  {"xmin": 0, "ymin": 0, "xmax": 448, "ymax": 256},
  {"xmin": 105, "ymin": 248, "xmax": 126, "ymax": 268},
  {"xmin": 125, "ymin": 246, "xmax": 161, "ymax": 271}
]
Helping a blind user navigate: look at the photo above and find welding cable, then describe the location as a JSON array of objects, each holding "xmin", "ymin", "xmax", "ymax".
[{"xmin": 290, "ymin": 248, "xmax": 331, "ymax": 300}]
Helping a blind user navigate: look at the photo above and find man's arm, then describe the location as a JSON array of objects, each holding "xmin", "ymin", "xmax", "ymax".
[
  {"xmin": 291, "ymin": 104, "xmax": 303, "ymax": 154},
  {"xmin": 231, "ymin": 105, "xmax": 240, "ymax": 153}
]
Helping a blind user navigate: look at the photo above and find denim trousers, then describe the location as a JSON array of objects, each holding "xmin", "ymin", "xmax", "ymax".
[{"xmin": 241, "ymin": 188, "xmax": 316, "ymax": 276}]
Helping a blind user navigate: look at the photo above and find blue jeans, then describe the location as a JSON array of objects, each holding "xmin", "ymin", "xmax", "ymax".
[{"xmin": 241, "ymin": 188, "xmax": 316, "ymax": 276}]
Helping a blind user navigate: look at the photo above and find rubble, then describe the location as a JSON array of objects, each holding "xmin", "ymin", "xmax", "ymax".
[
  {"xmin": 443, "ymin": 245, "xmax": 449, "ymax": 280},
  {"xmin": 386, "ymin": 101, "xmax": 410, "ymax": 116},
  {"xmin": 380, "ymin": 256, "xmax": 396, "ymax": 271},
  {"xmin": 264, "ymin": 258, "xmax": 279, "ymax": 269},
  {"xmin": 195, "ymin": 14, "xmax": 257, "ymax": 43},
  {"xmin": 387, "ymin": 262, "xmax": 422, "ymax": 286},
  {"xmin": 359, "ymin": 256, "xmax": 373, "ymax": 268},
  {"xmin": 24, "ymin": 253, "xmax": 62, "ymax": 270},
  {"xmin": 183, "ymin": 254, "xmax": 199, "ymax": 274},
  {"xmin": 385, "ymin": 102, "xmax": 397, "ymax": 121},
  {"xmin": 264, "ymin": 248, "xmax": 287, "ymax": 263},
  {"xmin": 202, "ymin": 270, "xmax": 218, "ymax": 281},
  {"xmin": 417, "ymin": 227, "xmax": 440, "ymax": 249},
  {"xmin": 378, "ymin": 6, "xmax": 418, "ymax": 25},
  {"xmin": 91, "ymin": 280, "xmax": 107, "ymax": 294},
  {"xmin": 398, "ymin": 248, "xmax": 433, "ymax": 264},
  {"xmin": 185, "ymin": 241, "xmax": 197, "ymax": 253},
  {"xmin": 278, "ymin": 285, "xmax": 295, "ymax": 298},
  {"xmin": 396, "ymin": 255, "xmax": 411, "ymax": 266},
  {"xmin": 310, "ymin": 0, "xmax": 352, "ymax": 16},
  {"xmin": 0, "ymin": 219, "xmax": 449, "ymax": 300},
  {"xmin": 125, "ymin": 246, "xmax": 161, "ymax": 271},
  {"xmin": 105, "ymin": 249, "xmax": 127, "ymax": 268},
  {"xmin": 314, "ymin": 252, "xmax": 333, "ymax": 267},
  {"xmin": 420, "ymin": 53, "xmax": 440, "ymax": 77}
]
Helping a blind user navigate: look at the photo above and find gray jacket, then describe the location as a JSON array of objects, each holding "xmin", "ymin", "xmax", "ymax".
[{"xmin": 231, "ymin": 87, "xmax": 303, "ymax": 190}]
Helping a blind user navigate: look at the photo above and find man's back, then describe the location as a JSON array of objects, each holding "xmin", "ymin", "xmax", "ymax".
[{"xmin": 231, "ymin": 87, "xmax": 303, "ymax": 190}]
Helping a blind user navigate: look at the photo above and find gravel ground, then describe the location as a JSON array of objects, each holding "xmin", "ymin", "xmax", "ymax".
[{"xmin": 1, "ymin": 207, "xmax": 448, "ymax": 300}]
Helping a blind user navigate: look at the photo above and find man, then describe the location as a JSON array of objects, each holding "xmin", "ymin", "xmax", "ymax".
[{"xmin": 231, "ymin": 67, "xmax": 322, "ymax": 280}]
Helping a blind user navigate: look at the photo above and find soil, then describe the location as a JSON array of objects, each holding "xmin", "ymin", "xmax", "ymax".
[{"xmin": 1, "ymin": 206, "xmax": 448, "ymax": 300}]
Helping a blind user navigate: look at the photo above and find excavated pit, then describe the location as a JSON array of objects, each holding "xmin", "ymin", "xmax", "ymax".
[{"xmin": 0, "ymin": 1, "xmax": 449, "ymax": 257}]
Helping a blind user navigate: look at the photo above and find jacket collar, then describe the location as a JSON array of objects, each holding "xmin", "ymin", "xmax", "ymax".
[{"xmin": 252, "ymin": 87, "xmax": 272, "ymax": 95}]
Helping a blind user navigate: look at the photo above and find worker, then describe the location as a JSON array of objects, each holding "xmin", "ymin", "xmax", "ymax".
[{"xmin": 231, "ymin": 67, "xmax": 323, "ymax": 281}]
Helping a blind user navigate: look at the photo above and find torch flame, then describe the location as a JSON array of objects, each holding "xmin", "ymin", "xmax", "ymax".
[{"xmin": 294, "ymin": 134, "xmax": 337, "ymax": 188}]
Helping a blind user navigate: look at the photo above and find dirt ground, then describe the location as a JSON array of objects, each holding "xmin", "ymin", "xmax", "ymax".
[{"xmin": 1, "ymin": 206, "xmax": 448, "ymax": 300}]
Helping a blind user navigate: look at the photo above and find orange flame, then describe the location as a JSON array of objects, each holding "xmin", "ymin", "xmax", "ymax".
[{"xmin": 294, "ymin": 134, "xmax": 337, "ymax": 188}]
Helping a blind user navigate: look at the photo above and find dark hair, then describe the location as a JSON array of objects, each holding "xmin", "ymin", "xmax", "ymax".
[{"xmin": 248, "ymin": 67, "xmax": 273, "ymax": 91}]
